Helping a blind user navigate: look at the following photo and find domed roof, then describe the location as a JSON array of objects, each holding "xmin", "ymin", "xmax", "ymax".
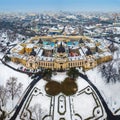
[
  {"xmin": 30, "ymin": 49, "xmax": 36, "ymax": 56},
  {"xmin": 57, "ymin": 42, "xmax": 65, "ymax": 53}
]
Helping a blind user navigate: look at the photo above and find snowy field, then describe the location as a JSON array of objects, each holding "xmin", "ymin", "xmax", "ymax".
[
  {"xmin": 87, "ymin": 68, "xmax": 120, "ymax": 114},
  {"xmin": 0, "ymin": 53, "xmax": 31, "ymax": 111},
  {"xmin": 0, "ymin": 58, "xmax": 30, "ymax": 90}
]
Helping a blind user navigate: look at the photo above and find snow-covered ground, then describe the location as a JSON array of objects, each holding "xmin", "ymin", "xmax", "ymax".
[
  {"xmin": 86, "ymin": 45, "xmax": 120, "ymax": 115},
  {"xmin": 0, "ymin": 53, "xmax": 4, "ymax": 58},
  {"xmin": 0, "ymin": 50, "xmax": 120, "ymax": 117},
  {"xmin": 16, "ymin": 72, "xmax": 107, "ymax": 120},
  {"xmin": 0, "ymin": 55, "xmax": 31, "ymax": 111},
  {"xmin": 0, "ymin": 61, "xmax": 30, "ymax": 89},
  {"xmin": 87, "ymin": 68, "xmax": 120, "ymax": 114},
  {"xmin": 0, "ymin": 38, "xmax": 120, "ymax": 119}
]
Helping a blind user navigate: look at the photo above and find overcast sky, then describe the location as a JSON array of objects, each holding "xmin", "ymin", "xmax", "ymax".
[{"xmin": 0, "ymin": 0, "xmax": 120, "ymax": 12}]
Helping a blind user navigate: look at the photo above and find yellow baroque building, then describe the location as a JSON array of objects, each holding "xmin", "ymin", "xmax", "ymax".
[{"xmin": 8, "ymin": 35, "xmax": 113, "ymax": 71}]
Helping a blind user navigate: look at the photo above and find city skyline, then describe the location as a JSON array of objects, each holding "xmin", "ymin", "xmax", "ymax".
[{"xmin": 0, "ymin": 0, "xmax": 120, "ymax": 12}]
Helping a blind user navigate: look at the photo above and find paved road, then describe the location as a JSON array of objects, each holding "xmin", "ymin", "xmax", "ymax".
[
  {"xmin": 79, "ymin": 72, "xmax": 120, "ymax": 120},
  {"xmin": 10, "ymin": 75, "xmax": 43, "ymax": 120},
  {"xmin": 0, "ymin": 59, "xmax": 41, "ymax": 75}
]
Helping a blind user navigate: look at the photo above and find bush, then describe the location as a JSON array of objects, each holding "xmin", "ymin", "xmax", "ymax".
[
  {"xmin": 4, "ymin": 56, "xmax": 11, "ymax": 62},
  {"xmin": 45, "ymin": 81, "xmax": 61, "ymax": 96},
  {"xmin": 61, "ymin": 77, "xmax": 78, "ymax": 96}
]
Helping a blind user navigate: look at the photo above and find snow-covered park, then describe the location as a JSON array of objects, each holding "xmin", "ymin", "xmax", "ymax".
[{"xmin": 0, "ymin": 32, "xmax": 120, "ymax": 119}]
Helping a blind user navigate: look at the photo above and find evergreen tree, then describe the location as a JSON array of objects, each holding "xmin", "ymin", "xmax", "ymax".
[
  {"xmin": 43, "ymin": 69, "xmax": 52, "ymax": 81},
  {"xmin": 67, "ymin": 67, "xmax": 79, "ymax": 80}
]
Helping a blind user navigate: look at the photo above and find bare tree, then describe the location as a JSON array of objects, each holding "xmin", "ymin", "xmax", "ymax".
[
  {"xmin": 99, "ymin": 62, "xmax": 120, "ymax": 83},
  {"xmin": 0, "ymin": 85, "xmax": 8, "ymax": 107},
  {"xmin": 108, "ymin": 42, "xmax": 118, "ymax": 54},
  {"xmin": 30, "ymin": 104, "xmax": 47, "ymax": 120},
  {"xmin": 6, "ymin": 77, "xmax": 23, "ymax": 100}
]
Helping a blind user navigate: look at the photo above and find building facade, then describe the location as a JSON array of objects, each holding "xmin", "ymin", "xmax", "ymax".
[{"xmin": 8, "ymin": 35, "xmax": 113, "ymax": 71}]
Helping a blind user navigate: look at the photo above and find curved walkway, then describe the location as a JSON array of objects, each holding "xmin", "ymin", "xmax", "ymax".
[
  {"xmin": 79, "ymin": 72, "xmax": 120, "ymax": 120},
  {"xmin": 1, "ymin": 56, "xmax": 120, "ymax": 120},
  {"xmin": 9, "ymin": 75, "xmax": 44, "ymax": 120},
  {"xmin": 0, "ymin": 58, "xmax": 41, "ymax": 75}
]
